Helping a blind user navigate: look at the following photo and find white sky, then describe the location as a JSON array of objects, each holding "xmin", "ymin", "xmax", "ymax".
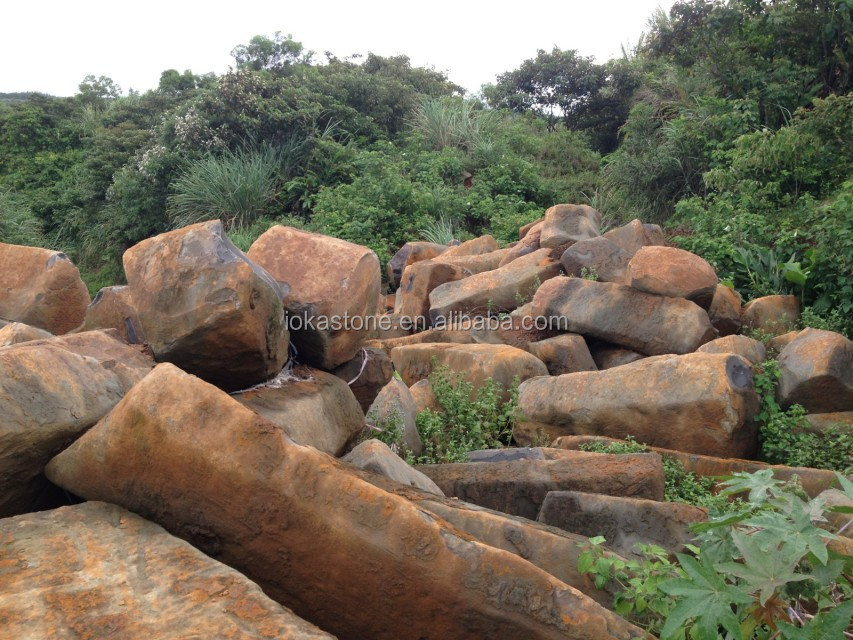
[{"xmin": 1, "ymin": 0, "xmax": 670, "ymax": 97}]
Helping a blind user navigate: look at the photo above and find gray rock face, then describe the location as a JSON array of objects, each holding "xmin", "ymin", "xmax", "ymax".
[
  {"xmin": 343, "ymin": 440, "xmax": 443, "ymax": 495},
  {"xmin": 539, "ymin": 204, "xmax": 601, "ymax": 249},
  {"xmin": 560, "ymin": 236, "xmax": 630, "ymax": 283}
]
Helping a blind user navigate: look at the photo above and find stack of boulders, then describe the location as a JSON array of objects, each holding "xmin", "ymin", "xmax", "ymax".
[{"xmin": 1, "ymin": 203, "xmax": 850, "ymax": 639}]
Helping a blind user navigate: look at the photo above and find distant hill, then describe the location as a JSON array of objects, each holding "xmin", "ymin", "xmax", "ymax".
[{"xmin": 0, "ymin": 92, "xmax": 50, "ymax": 103}]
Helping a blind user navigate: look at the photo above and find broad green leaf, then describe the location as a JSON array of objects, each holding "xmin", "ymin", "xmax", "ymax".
[{"xmin": 777, "ymin": 600, "xmax": 853, "ymax": 640}]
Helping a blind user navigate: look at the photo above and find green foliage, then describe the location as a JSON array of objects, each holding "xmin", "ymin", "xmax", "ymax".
[
  {"xmin": 420, "ymin": 213, "xmax": 457, "ymax": 245},
  {"xmin": 0, "ymin": 189, "xmax": 44, "ymax": 246},
  {"xmin": 409, "ymin": 96, "xmax": 497, "ymax": 153},
  {"xmin": 579, "ymin": 470, "xmax": 853, "ymax": 638},
  {"xmin": 754, "ymin": 359, "xmax": 853, "ymax": 473},
  {"xmin": 414, "ymin": 365, "xmax": 518, "ymax": 464}
]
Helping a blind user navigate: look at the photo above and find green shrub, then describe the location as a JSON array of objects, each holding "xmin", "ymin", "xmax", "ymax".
[
  {"xmin": 0, "ymin": 189, "xmax": 44, "ymax": 246},
  {"xmin": 414, "ymin": 365, "xmax": 518, "ymax": 464}
]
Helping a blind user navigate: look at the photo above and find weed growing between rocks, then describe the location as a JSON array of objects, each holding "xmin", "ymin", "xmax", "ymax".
[
  {"xmin": 578, "ymin": 471, "xmax": 853, "ymax": 639},
  {"xmin": 414, "ymin": 364, "xmax": 519, "ymax": 464}
]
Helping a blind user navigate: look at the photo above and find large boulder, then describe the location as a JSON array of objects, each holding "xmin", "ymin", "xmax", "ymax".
[
  {"xmin": 537, "ymin": 491, "xmax": 706, "ymax": 557},
  {"xmin": 589, "ymin": 343, "xmax": 646, "ymax": 370},
  {"xmin": 330, "ymin": 346, "xmax": 394, "ymax": 413},
  {"xmin": 498, "ymin": 221, "xmax": 543, "ymax": 267},
  {"xmin": 417, "ymin": 452, "xmax": 665, "ymax": 520},
  {"xmin": 627, "ymin": 246, "xmax": 718, "ymax": 308},
  {"xmin": 0, "ymin": 243, "xmax": 90, "ymax": 334},
  {"xmin": 82, "ymin": 285, "xmax": 144, "ymax": 344},
  {"xmin": 124, "ymin": 220, "xmax": 288, "ymax": 391},
  {"xmin": 233, "ymin": 367, "xmax": 364, "ymax": 456},
  {"xmin": 527, "ymin": 334, "xmax": 597, "ymax": 376},
  {"xmin": 248, "ymin": 226, "xmax": 381, "ymax": 370},
  {"xmin": 434, "ymin": 248, "xmax": 514, "ymax": 274},
  {"xmin": 697, "ymin": 334, "xmax": 767, "ymax": 365},
  {"xmin": 560, "ymin": 237, "xmax": 630, "ymax": 283},
  {"xmin": 539, "ymin": 204, "xmax": 601, "ymax": 249},
  {"xmin": 0, "ymin": 502, "xmax": 332, "ymax": 639},
  {"xmin": 429, "ymin": 248, "xmax": 562, "ymax": 321},
  {"xmin": 602, "ymin": 219, "xmax": 664, "ymax": 256},
  {"xmin": 390, "ymin": 343, "xmax": 548, "ymax": 403},
  {"xmin": 438, "ymin": 234, "xmax": 498, "ymax": 257},
  {"xmin": 741, "ymin": 295, "xmax": 800, "ymax": 337},
  {"xmin": 46, "ymin": 363, "xmax": 643, "ymax": 640},
  {"xmin": 386, "ymin": 241, "xmax": 447, "ymax": 287},
  {"xmin": 365, "ymin": 376, "xmax": 422, "ymax": 456},
  {"xmin": 708, "ymin": 284, "xmax": 742, "ymax": 336},
  {"xmin": 398, "ymin": 260, "xmax": 469, "ymax": 328},
  {"xmin": 343, "ymin": 440, "xmax": 442, "ymax": 495},
  {"xmin": 514, "ymin": 353, "xmax": 760, "ymax": 458},
  {"xmin": 777, "ymin": 328, "xmax": 853, "ymax": 412},
  {"xmin": 0, "ymin": 330, "xmax": 154, "ymax": 517},
  {"xmin": 532, "ymin": 276, "xmax": 717, "ymax": 355},
  {"xmin": 0, "ymin": 322, "xmax": 52, "ymax": 347}
]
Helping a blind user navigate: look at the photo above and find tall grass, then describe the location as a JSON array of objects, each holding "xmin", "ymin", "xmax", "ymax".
[
  {"xmin": 421, "ymin": 213, "xmax": 457, "ymax": 245},
  {"xmin": 0, "ymin": 190, "xmax": 44, "ymax": 246},
  {"xmin": 167, "ymin": 145, "xmax": 282, "ymax": 231},
  {"xmin": 410, "ymin": 96, "xmax": 498, "ymax": 153}
]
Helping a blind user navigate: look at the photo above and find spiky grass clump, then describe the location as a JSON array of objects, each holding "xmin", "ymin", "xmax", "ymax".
[
  {"xmin": 410, "ymin": 96, "xmax": 498, "ymax": 153},
  {"xmin": 0, "ymin": 189, "xmax": 44, "ymax": 246},
  {"xmin": 421, "ymin": 213, "xmax": 457, "ymax": 245}
]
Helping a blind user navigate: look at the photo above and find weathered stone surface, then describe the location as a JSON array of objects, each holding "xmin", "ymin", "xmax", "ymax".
[
  {"xmin": 627, "ymin": 246, "xmax": 718, "ymax": 308},
  {"xmin": 698, "ymin": 335, "xmax": 767, "ymax": 365},
  {"xmin": 124, "ymin": 220, "xmax": 288, "ymax": 391},
  {"xmin": 386, "ymin": 241, "xmax": 447, "ymax": 287},
  {"xmin": 248, "ymin": 225, "xmax": 380, "ymax": 370},
  {"xmin": 233, "ymin": 367, "xmax": 364, "ymax": 457},
  {"xmin": 777, "ymin": 328, "xmax": 853, "ymax": 412},
  {"xmin": 589, "ymin": 343, "xmax": 646, "ymax": 369},
  {"xmin": 0, "ymin": 322, "xmax": 52, "ymax": 347},
  {"xmin": 439, "ymin": 234, "xmax": 498, "ymax": 257},
  {"xmin": 493, "ymin": 303, "xmax": 561, "ymax": 349},
  {"xmin": 602, "ymin": 219, "xmax": 664, "ymax": 257},
  {"xmin": 398, "ymin": 260, "xmax": 469, "ymax": 327},
  {"xmin": 537, "ymin": 491, "xmax": 706, "ymax": 557},
  {"xmin": 515, "ymin": 353, "xmax": 759, "ymax": 457},
  {"xmin": 46, "ymin": 363, "xmax": 643, "ymax": 640},
  {"xmin": 391, "ymin": 343, "xmax": 548, "ymax": 403},
  {"xmin": 366, "ymin": 376, "xmax": 421, "ymax": 456},
  {"xmin": 410, "ymin": 379, "xmax": 440, "ymax": 413},
  {"xmin": 0, "ymin": 330, "xmax": 154, "ymax": 517},
  {"xmin": 417, "ymin": 452, "xmax": 665, "ymax": 520},
  {"xmin": 0, "ymin": 243, "xmax": 90, "ymax": 334},
  {"xmin": 804, "ymin": 411, "xmax": 853, "ymax": 435},
  {"xmin": 330, "ymin": 347, "xmax": 393, "ymax": 413},
  {"xmin": 371, "ymin": 313, "xmax": 411, "ymax": 340},
  {"xmin": 549, "ymin": 437, "xmax": 841, "ymax": 498},
  {"xmin": 527, "ymin": 334, "xmax": 597, "ymax": 376},
  {"xmin": 365, "ymin": 328, "xmax": 475, "ymax": 353},
  {"xmin": 768, "ymin": 330, "xmax": 800, "ymax": 354},
  {"xmin": 343, "ymin": 440, "xmax": 442, "ymax": 495},
  {"xmin": 82, "ymin": 285, "xmax": 145, "ymax": 344},
  {"xmin": 468, "ymin": 448, "xmax": 546, "ymax": 462},
  {"xmin": 560, "ymin": 237, "xmax": 630, "ymax": 283},
  {"xmin": 540, "ymin": 204, "xmax": 601, "ymax": 249},
  {"xmin": 533, "ymin": 276, "xmax": 717, "ymax": 355},
  {"xmin": 741, "ymin": 295, "xmax": 800, "ymax": 337},
  {"xmin": 0, "ymin": 502, "xmax": 332, "ymax": 640},
  {"xmin": 429, "ymin": 249, "xmax": 562, "ymax": 321},
  {"xmin": 519, "ymin": 218, "xmax": 544, "ymax": 240},
  {"xmin": 499, "ymin": 222, "xmax": 543, "ymax": 267},
  {"xmin": 708, "ymin": 284, "xmax": 742, "ymax": 336},
  {"xmin": 433, "ymin": 248, "xmax": 514, "ymax": 274}
]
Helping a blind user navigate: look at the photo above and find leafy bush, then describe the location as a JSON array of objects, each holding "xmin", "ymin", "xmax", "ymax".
[
  {"xmin": 579, "ymin": 470, "xmax": 853, "ymax": 639},
  {"xmin": 414, "ymin": 365, "xmax": 518, "ymax": 464}
]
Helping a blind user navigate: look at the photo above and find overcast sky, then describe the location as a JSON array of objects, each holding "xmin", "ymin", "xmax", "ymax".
[{"xmin": 1, "ymin": 0, "xmax": 671, "ymax": 97}]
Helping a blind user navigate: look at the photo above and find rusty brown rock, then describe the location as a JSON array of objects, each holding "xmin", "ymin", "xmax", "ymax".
[
  {"xmin": 0, "ymin": 243, "xmax": 90, "ymax": 334},
  {"xmin": 439, "ymin": 234, "xmax": 498, "ymax": 257},
  {"xmin": 741, "ymin": 295, "xmax": 800, "ymax": 337},
  {"xmin": 430, "ymin": 248, "xmax": 562, "ymax": 321},
  {"xmin": 537, "ymin": 491, "xmax": 706, "ymax": 557},
  {"xmin": 365, "ymin": 328, "xmax": 475, "ymax": 353},
  {"xmin": 708, "ymin": 284, "xmax": 742, "ymax": 336},
  {"xmin": 698, "ymin": 335, "xmax": 767, "ymax": 365},
  {"xmin": 233, "ymin": 367, "xmax": 364, "ymax": 456},
  {"xmin": 398, "ymin": 260, "xmax": 469, "ymax": 327},
  {"xmin": 0, "ymin": 322, "xmax": 52, "ymax": 347},
  {"xmin": 343, "ymin": 440, "xmax": 442, "ymax": 495},
  {"xmin": 500, "ymin": 222, "xmax": 544, "ymax": 267},
  {"xmin": 560, "ymin": 237, "xmax": 630, "ymax": 283},
  {"xmin": 515, "ymin": 353, "xmax": 759, "ymax": 457},
  {"xmin": 0, "ymin": 502, "xmax": 333, "ymax": 640},
  {"xmin": 124, "ymin": 220, "xmax": 288, "ymax": 391},
  {"xmin": 0, "ymin": 330, "xmax": 154, "ymax": 517},
  {"xmin": 386, "ymin": 241, "xmax": 447, "ymax": 287},
  {"xmin": 433, "ymin": 247, "xmax": 514, "ymax": 274},
  {"xmin": 410, "ymin": 379, "xmax": 440, "ymax": 413},
  {"xmin": 83, "ymin": 285, "xmax": 145, "ymax": 344},
  {"xmin": 519, "ymin": 218, "xmax": 544, "ymax": 240},
  {"xmin": 46, "ymin": 363, "xmax": 644, "ymax": 640},
  {"xmin": 330, "ymin": 347, "xmax": 393, "ymax": 413},
  {"xmin": 804, "ymin": 411, "xmax": 853, "ymax": 435},
  {"xmin": 391, "ymin": 343, "xmax": 548, "ymax": 403},
  {"xmin": 777, "ymin": 328, "xmax": 853, "ymax": 412},
  {"xmin": 417, "ymin": 451, "xmax": 665, "ymax": 520},
  {"xmin": 589, "ymin": 343, "xmax": 646, "ymax": 369},
  {"xmin": 627, "ymin": 246, "xmax": 718, "ymax": 308},
  {"xmin": 527, "ymin": 334, "xmax": 597, "ymax": 376},
  {"xmin": 366, "ymin": 376, "xmax": 421, "ymax": 456},
  {"xmin": 533, "ymin": 276, "xmax": 717, "ymax": 355},
  {"xmin": 602, "ymin": 219, "xmax": 664, "ymax": 257},
  {"xmin": 248, "ymin": 225, "xmax": 380, "ymax": 370},
  {"xmin": 768, "ymin": 330, "xmax": 800, "ymax": 354},
  {"xmin": 540, "ymin": 204, "xmax": 601, "ymax": 249}
]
